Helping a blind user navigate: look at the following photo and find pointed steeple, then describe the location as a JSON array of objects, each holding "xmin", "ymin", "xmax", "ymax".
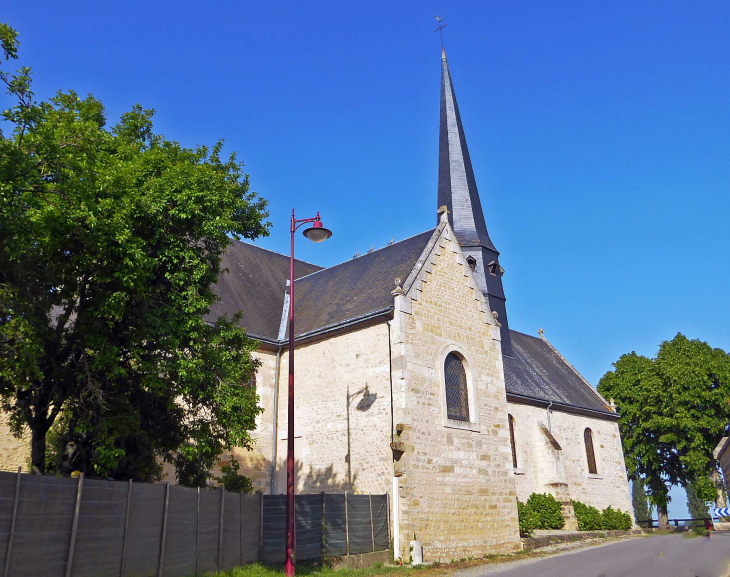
[{"xmin": 437, "ymin": 50, "xmax": 513, "ymax": 356}]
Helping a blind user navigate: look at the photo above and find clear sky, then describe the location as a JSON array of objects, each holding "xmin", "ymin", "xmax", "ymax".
[{"xmin": 5, "ymin": 1, "xmax": 729, "ymax": 519}]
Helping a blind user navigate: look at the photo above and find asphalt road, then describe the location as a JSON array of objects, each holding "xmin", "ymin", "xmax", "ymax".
[{"xmin": 471, "ymin": 533, "xmax": 730, "ymax": 577}]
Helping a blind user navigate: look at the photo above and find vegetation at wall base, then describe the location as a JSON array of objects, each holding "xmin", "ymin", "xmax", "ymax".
[
  {"xmin": 525, "ymin": 493, "xmax": 566, "ymax": 531},
  {"xmin": 517, "ymin": 500, "xmax": 538, "ymax": 537},
  {"xmin": 571, "ymin": 500, "xmax": 632, "ymax": 531},
  {"xmin": 0, "ymin": 23, "xmax": 269, "ymax": 484}
]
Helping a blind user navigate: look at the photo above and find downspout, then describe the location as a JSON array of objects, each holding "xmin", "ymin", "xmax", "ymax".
[
  {"xmin": 547, "ymin": 400, "xmax": 553, "ymax": 433},
  {"xmin": 271, "ymin": 284, "xmax": 291, "ymax": 495},
  {"xmin": 386, "ymin": 320, "xmax": 400, "ymax": 562},
  {"xmin": 386, "ymin": 321, "xmax": 394, "ymax": 444},
  {"xmin": 270, "ymin": 346, "xmax": 283, "ymax": 495}
]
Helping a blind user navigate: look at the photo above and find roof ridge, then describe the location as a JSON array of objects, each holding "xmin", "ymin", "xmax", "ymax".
[
  {"xmin": 227, "ymin": 237, "xmax": 323, "ymax": 268},
  {"xmin": 293, "ymin": 228, "xmax": 437, "ymax": 284}
]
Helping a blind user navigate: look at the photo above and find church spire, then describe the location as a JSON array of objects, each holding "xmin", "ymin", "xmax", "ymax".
[{"xmin": 437, "ymin": 50, "xmax": 513, "ymax": 356}]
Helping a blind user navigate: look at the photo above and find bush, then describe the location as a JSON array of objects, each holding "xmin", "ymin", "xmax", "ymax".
[
  {"xmin": 526, "ymin": 493, "xmax": 565, "ymax": 530},
  {"xmin": 572, "ymin": 500, "xmax": 603, "ymax": 531},
  {"xmin": 601, "ymin": 506, "xmax": 632, "ymax": 530},
  {"xmin": 517, "ymin": 500, "xmax": 538, "ymax": 537}
]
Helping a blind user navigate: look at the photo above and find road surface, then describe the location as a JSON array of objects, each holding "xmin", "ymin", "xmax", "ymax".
[{"xmin": 462, "ymin": 533, "xmax": 730, "ymax": 577}]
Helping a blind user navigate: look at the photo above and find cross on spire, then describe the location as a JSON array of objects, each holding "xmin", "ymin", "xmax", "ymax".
[{"xmin": 434, "ymin": 17, "xmax": 447, "ymax": 50}]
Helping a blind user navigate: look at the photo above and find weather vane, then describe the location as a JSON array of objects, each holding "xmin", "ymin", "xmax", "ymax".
[{"xmin": 434, "ymin": 16, "xmax": 447, "ymax": 50}]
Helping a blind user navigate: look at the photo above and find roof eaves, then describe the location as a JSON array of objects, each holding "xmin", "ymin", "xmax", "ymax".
[{"xmin": 506, "ymin": 392, "xmax": 620, "ymax": 422}]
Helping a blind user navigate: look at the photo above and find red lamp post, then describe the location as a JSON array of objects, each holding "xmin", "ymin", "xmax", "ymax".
[{"xmin": 286, "ymin": 209, "xmax": 332, "ymax": 577}]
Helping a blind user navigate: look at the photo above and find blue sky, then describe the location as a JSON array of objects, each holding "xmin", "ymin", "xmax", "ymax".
[{"xmin": 5, "ymin": 1, "xmax": 729, "ymax": 518}]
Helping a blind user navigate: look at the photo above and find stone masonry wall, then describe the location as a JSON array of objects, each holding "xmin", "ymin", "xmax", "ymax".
[
  {"xmin": 507, "ymin": 402, "xmax": 634, "ymax": 519},
  {"xmin": 390, "ymin": 224, "xmax": 521, "ymax": 561},
  {"xmin": 236, "ymin": 325, "xmax": 393, "ymax": 497}
]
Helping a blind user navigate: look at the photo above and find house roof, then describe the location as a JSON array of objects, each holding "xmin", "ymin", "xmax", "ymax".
[
  {"xmin": 206, "ymin": 239, "xmax": 322, "ymax": 340},
  {"xmin": 290, "ymin": 230, "xmax": 436, "ymax": 338},
  {"xmin": 210, "ymin": 232, "xmax": 614, "ymax": 418},
  {"xmin": 504, "ymin": 330, "xmax": 613, "ymax": 417}
]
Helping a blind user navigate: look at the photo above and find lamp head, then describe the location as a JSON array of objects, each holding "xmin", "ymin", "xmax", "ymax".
[{"xmin": 302, "ymin": 213, "xmax": 332, "ymax": 243}]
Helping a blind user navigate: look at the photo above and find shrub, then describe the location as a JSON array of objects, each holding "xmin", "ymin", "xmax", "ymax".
[
  {"xmin": 526, "ymin": 493, "xmax": 565, "ymax": 530},
  {"xmin": 517, "ymin": 500, "xmax": 538, "ymax": 537},
  {"xmin": 601, "ymin": 506, "xmax": 632, "ymax": 530},
  {"xmin": 572, "ymin": 500, "xmax": 603, "ymax": 531}
]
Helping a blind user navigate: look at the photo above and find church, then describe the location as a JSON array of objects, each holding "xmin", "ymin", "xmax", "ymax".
[{"xmin": 210, "ymin": 49, "xmax": 634, "ymax": 560}]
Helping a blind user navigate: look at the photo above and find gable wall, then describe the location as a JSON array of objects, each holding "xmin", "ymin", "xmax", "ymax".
[
  {"xmin": 390, "ymin": 228, "xmax": 521, "ymax": 561},
  {"xmin": 507, "ymin": 402, "xmax": 634, "ymax": 518}
]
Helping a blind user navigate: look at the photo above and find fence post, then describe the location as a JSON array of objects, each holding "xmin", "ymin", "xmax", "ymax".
[
  {"xmin": 385, "ymin": 492, "xmax": 390, "ymax": 547},
  {"xmin": 368, "ymin": 494, "xmax": 375, "ymax": 552},
  {"xmin": 3, "ymin": 466, "xmax": 21, "ymax": 577},
  {"xmin": 240, "ymin": 493, "xmax": 244, "ymax": 566},
  {"xmin": 119, "ymin": 479, "xmax": 132, "ymax": 577},
  {"xmin": 65, "ymin": 472, "xmax": 84, "ymax": 577},
  {"xmin": 195, "ymin": 487, "xmax": 200, "ymax": 577},
  {"xmin": 157, "ymin": 482, "xmax": 170, "ymax": 577},
  {"xmin": 217, "ymin": 488, "xmax": 225, "ymax": 571},
  {"xmin": 258, "ymin": 493, "xmax": 264, "ymax": 561},
  {"xmin": 344, "ymin": 492, "xmax": 349, "ymax": 555},
  {"xmin": 321, "ymin": 492, "xmax": 326, "ymax": 558}
]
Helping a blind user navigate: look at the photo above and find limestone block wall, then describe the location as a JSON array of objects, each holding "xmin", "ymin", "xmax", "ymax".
[
  {"xmin": 390, "ymin": 227, "xmax": 521, "ymax": 561},
  {"xmin": 506, "ymin": 402, "xmax": 633, "ymax": 517},
  {"xmin": 236, "ymin": 324, "xmax": 394, "ymax": 497},
  {"xmin": 0, "ymin": 415, "xmax": 28, "ymax": 472}
]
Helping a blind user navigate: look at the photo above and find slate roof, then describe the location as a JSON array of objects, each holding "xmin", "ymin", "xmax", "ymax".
[
  {"xmin": 290, "ymin": 230, "xmax": 436, "ymax": 338},
  {"xmin": 209, "ymin": 232, "xmax": 613, "ymax": 418},
  {"xmin": 207, "ymin": 239, "xmax": 322, "ymax": 340},
  {"xmin": 504, "ymin": 330, "xmax": 612, "ymax": 416}
]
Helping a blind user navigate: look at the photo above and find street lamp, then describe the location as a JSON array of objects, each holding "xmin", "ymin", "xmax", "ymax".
[{"xmin": 286, "ymin": 209, "xmax": 332, "ymax": 577}]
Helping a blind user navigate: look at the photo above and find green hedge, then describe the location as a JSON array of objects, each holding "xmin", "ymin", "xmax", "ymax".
[
  {"xmin": 517, "ymin": 500, "xmax": 538, "ymax": 537},
  {"xmin": 572, "ymin": 500, "xmax": 633, "ymax": 531},
  {"xmin": 525, "ymin": 493, "xmax": 565, "ymax": 531}
]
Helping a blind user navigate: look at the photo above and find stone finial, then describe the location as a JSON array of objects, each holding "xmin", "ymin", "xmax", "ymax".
[
  {"xmin": 609, "ymin": 398, "xmax": 617, "ymax": 412},
  {"xmin": 391, "ymin": 277, "xmax": 405, "ymax": 296},
  {"xmin": 538, "ymin": 328, "xmax": 545, "ymax": 339},
  {"xmin": 491, "ymin": 310, "xmax": 502, "ymax": 327},
  {"xmin": 437, "ymin": 205, "xmax": 450, "ymax": 222},
  {"xmin": 367, "ymin": 246, "xmax": 374, "ymax": 254},
  {"xmin": 353, "ymin": 251, "xmax": 359, "ymax": 259}
]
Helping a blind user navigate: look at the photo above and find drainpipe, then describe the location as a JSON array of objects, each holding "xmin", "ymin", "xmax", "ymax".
[
  {"xmin": 547, "ymin": 400, "xmax": 553, "ymax": 433},
  {"xmin": 270, "ymin": 345, "xmax": 283, "ymax": 495}
]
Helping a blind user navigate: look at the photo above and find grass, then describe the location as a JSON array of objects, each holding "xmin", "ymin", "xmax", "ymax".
[{"xmin": 212, "ymin": 562, "xmax": 433, "ymax": 577}]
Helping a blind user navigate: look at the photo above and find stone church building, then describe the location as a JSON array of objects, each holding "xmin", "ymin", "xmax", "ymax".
[
  {"xmin": 210, "ymin": 49, "xmax": 634, "ymax": 559},
  {"xmin": 0, "ymin": 49, "xmax": 634, "ymax": 560}
]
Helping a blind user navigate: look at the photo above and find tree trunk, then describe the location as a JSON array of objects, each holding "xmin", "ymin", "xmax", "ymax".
[
  {"xmin": 711, "ymin": 467, "xmax": 727, "ymax": 508},
  {"xmin": 30, "ymin": 427, "xmax": 46, "ymax": 475},
  {"xmin": 657, "ymin": 504, "xmax": 669, "ymax": 530}
]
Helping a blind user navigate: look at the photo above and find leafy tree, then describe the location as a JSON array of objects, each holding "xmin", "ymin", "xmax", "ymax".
[
  {"xmin": 599, "ymin": 334, "xmax": 730, "ymax": 529},
  {"xmin": 631, "ymin": 478, "xmax": 651, "ymax": 526},
  {"xmin": 686, "ymin": 481, "xmax": 709, "ymax": 529},
  {"xmin": 0, "ymin": 23, "xmax": 269, "ymax": 482},
  {"xmin": 654, "ymin": 334, "xmax": 730, "ymax": 503},
  {"xmin": 598, "ymin": 352, "xmax": 681, "ymax": 529},
  {"xmin": 214, "ymin": 458, "xmax": 254, "ymax": 494}
]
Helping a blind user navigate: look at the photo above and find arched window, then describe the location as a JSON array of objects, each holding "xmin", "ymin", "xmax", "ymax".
[
  {"xmin": 444, "ymin": 352, "xmax": 469, "ymax": 421},
  {"xmin": 244, "ymin": 372, "xmax": 257, "ymax": 388},
  {"xmin": 508, "ymin": 414, "xmax": 518, "ymax": 468},
  {"xmin": 584, "ymin": 428, "xmax": 597, "ymax": 474}
]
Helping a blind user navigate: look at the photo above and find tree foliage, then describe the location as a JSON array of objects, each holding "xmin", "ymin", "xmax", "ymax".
[
  {"xmin": 631, "ymin": 478, "xmax": 651, "ymax": 525},
  {"xmin": 598, "ymin": 333, "xmax": 730, "ymax": 511},
  {"xmin": 0, "ymin": 23, "xmax": 269, "ymax": 483},
  {"xmin": 685, "ymin": 481, "xmax": 709, "ymax": 529}
]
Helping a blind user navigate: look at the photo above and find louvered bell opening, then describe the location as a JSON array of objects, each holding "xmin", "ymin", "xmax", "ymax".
[{"xmin": 444, "ymin": 352, "xmax": 469, "ymax": 422}]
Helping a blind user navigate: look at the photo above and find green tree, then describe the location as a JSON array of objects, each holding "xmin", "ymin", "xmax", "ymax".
[
  {"xmin": 599, "ymin": 334, "xmax": 730, "ymax": 529},
  {"xmin": 0, "ymin": 24, "xmax": 269, "ymax": 482},
  {"xmin": 686, "ymin": 481, "xmax": 709, "ymax": 529},
  {"xmin": 598, "ymin": 352, "xmax": 681, "ymax": 529},
  {"xmin": 654, "ymin": 334, "xmax": 730, "ymax": 504},
  {"xmin": 631, "ymin": 478, "xmax": 651, "ymax": 526}
]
